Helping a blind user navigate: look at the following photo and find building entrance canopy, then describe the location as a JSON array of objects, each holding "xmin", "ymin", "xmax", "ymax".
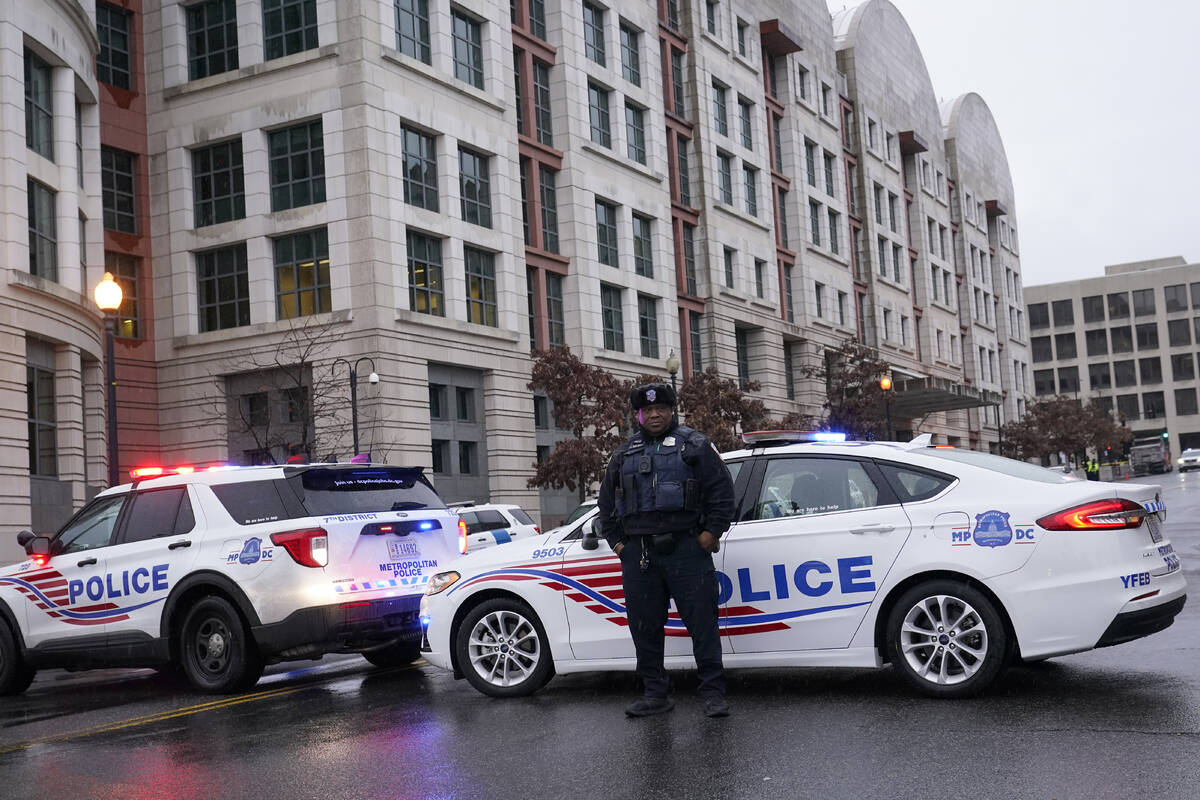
[{"xmin": 885, "ymin": 376, "xmax": 1003, "ymax": 419}]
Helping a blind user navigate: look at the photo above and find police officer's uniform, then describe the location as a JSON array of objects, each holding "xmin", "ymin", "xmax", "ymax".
[{"xmin": 597, "ymin": 383, "xmax": 735, "ymax": 717}]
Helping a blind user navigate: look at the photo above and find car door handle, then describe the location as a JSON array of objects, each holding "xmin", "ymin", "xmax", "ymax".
[
  {"xmin": 849, "ymin": 524, "xmax": 896, "ymax": 534},
  {"xmin": 168, "ymin": 539, "xmax": 192, "ymax": 550},
  {"xmin": 77, "ymin": 557, "xmax": 97, "ymax": 567}
]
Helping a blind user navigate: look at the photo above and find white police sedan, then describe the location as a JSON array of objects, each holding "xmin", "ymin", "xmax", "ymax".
[{"xmin": 419, "ymin": 434, "xmax": 1185, "ymax": 699}]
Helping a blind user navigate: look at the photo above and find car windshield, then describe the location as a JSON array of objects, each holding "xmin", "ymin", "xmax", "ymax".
[
  {"xmin": 916, "ymin": 448, "xmax": 1075, "ymax": 484},
  {"xmin": 564, "ymin": 501, "xmax": 596, "ymax": 524}
]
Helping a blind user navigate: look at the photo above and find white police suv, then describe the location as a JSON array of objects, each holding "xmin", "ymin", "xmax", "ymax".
[
  {"xmin": 0, "ymin": 463, "xmax": 463, "ymax": 695},
  {"xmin": 419, "ymin": 434, "xmax": 1185, "ymax": 699}
]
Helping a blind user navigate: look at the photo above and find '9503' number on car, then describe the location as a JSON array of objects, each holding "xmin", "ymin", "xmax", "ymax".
[{"xmin": 531, "ymin": 547, "xmax": 566, "ymax": 559}]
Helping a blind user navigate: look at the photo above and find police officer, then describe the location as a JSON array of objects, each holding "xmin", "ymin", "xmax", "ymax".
[
  {"xmin": 1086, "ymin": 458, "xmax": 1101, "ymax": 481},
  {"xmin": 597, "ymin": 382, "xmax": 735, "ymax": 718}
]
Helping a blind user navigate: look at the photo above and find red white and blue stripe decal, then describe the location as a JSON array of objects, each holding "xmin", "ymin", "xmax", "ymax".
[
  {"xmin": 0, "ymin": 567, "xmax": 162, "ymax": 625},
  {"xmin": 448, "ymin": 556, "xmax": 868, "ymax": 637}
]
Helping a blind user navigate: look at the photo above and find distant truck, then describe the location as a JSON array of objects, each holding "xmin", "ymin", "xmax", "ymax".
[{"xmin": 1130, "ymin": 436, "xmax": 1172, "ymax": 476}]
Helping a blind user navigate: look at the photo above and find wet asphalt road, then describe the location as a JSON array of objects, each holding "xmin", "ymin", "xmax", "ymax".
[{"xmin": 1, "ymin": 474, "xmax": 1197, "ymax": 800}]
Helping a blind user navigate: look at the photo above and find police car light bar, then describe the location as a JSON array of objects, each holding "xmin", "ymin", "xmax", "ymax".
[{"xmin": 741, "ymin": 430, "xmax": 847, "ymax": 446}]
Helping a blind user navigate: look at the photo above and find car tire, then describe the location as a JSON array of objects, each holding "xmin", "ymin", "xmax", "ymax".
[
  {"xmin": 179, "ymin": 596, "xmax": 264, "ymax": 694},
  {"xmin": 455, "ymin": 598, "xmax": 553, "ymax": 698},
  {"xmin": 0, "ymin": 622, "xmax": 35, "ymax": 696},
  {"xmin": 362, "ymin": 639, "xmax": 422, "ymax": 668},
  {"xmin": 886, "ymin": 580, "xmax": 1009, "ymax": 698}
]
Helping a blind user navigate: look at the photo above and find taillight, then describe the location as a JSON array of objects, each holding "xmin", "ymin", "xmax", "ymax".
[
  {"xmin": 271, "ymin": 528, "xmax": 329, "ymax": 567},
  {"xmin": 458, "ymin": 519, "xmax": 468, "ymax": 555},
  {"xmin": 1036, "ymin": 499, "xmax": 1146, "ymax": 531}
]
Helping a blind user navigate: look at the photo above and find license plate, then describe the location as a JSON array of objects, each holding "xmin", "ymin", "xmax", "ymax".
[{"xmin": 1146, "ymin": 514, "xmax": 1163, "ymax": 544}]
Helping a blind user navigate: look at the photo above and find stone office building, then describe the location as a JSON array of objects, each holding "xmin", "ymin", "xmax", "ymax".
[{"xmin": 2, "ymin": 0, "xmax": 1032, "ymax": 563}]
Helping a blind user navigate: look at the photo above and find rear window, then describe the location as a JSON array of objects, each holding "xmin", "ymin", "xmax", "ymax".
[
  {"xmin": 509, "ymin": 507, "xmax": 536, "ymax": 526},
  {"xmin": 212, "ymin": 467, "xmax": 445, "ymax": 524},
  {"xmin": 875, "ymin": 462, "xmax": 955, "ymax": 502},
  {"xmin": 461, "ymin": 509, "xmax": 509, "ymax": 534},
  {"xmin": 916, "ymin": 449, "xmax": 1074, "ymax": 484}
]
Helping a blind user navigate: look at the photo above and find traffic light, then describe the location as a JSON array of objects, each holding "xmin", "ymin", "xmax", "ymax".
[{"xmin": 1162, "ymin": 431, "xmax": 1169, "ymax": 439}]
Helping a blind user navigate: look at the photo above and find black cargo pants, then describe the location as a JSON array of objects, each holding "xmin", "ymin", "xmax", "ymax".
[{"xmin": 619, "ymin": 533, "xmax": 725, "ymax": 699}]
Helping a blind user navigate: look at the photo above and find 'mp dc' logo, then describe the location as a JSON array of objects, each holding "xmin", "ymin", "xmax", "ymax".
[
  {"xmin": 239, "ymin": 538, "xmax": 262, "ymax": 565},
  {"xmin": 973, "ymin": 510, "xmax": 1013, "ymax": 548}
]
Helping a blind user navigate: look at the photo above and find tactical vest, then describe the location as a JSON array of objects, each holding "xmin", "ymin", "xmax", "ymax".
[{"xmin": 613, "ymin": 425, "xmax": 704, "ymax": 535}]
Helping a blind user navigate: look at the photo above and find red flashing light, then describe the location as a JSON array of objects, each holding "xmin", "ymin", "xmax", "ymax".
[
  {"xmin": 1036, "ymin": 499, "xmax": 1146, "ymax": 531},
  {"xmin": 458, "ymin": 518, "xmax": 469, "ymax": 555},
  {"xmin": 31, "ymin": 553, "xmax": 50, "ymax": 567},
  {"xmin": 271, "ymin": 528, "xmax": 329, "ymax": 568},
  {"xmin": 130, "ymin": 467, "xmax": 165, "ymax": 479},
  {"xmin": 175, "ymin": 466, "xmax": 195, "ymax": 474},
  {"xmin": 379, "ymin": 525, "xmax": 393, "ymax": 533}
]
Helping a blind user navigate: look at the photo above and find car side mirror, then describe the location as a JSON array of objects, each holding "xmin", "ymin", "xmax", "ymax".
[
  {"xmin": 17, "ymin": 530, "xmax": 35, "ymax": 547},
  {"xmin": 25, "ymin": 536, "xmax": 52, "ymax": 558},
  {"xmin": 581, "ymin": 518, "xmax": 601, "ymax": 551}
]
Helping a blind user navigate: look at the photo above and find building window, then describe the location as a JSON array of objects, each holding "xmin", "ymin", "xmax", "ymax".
[
  {"xmin": 451, "ymin": 10, "xmax": 484, "ymax": 88},
  {"xmin": 638, "ymin": 294, "xmax": 659, "ymax": 358},
  {"xmin": 682, "ymin": 222, "xmax": 697, "ymax": 294},
  {"xmin": 601, "ymin": 284, "xmax": 624, "ymax": 351},
  {"xmin": 1171, "ymin": 353, "xmax": 1195, "ymax": 381},
  {"xmin": 838, "ymin": 291, "xmax": 848, "ymax": 326},
  {"xmin": 1168, "ymin": 318, "xmax": 1192, "ymax": 347},
  {"xmin": 625, "ymin": 102, "xmax": 646, "ymax": 164},
  {"xmin": 429, "ymin": 383, "xmax": 446, "ymax": 419},
  {"xmin": 784, "ymin": 265, "xmax": 794, "ymax": 323},
  {"xmin": 1142, "ymin": 391, "xmax": 1165, "ymax": 420},
  {"xmin": 1107, "ymin": 292, "xmax": 1130, "ymax": 319},
  {"xmin": 102, "ymin": 147, "xmax": 137, "ymax": 234},
  {"xmin": 1057, "ymin": 366, "xmax": 1080, "ymax": 395},
  {"xmin": 892, "ymin": 245, "xmax": 903, "ymax": 284},
  {"xmin": 395, "ymin": 0, "xmax": 432, "ymax": 64},
  {"xmin": 735, "ymin": 328, "xmax": 750, "ymax": 387},
  {"xmin": 887, "ymin": 192, "xmax": 898, "ymax": 232},
  {"xmin": 458, "ymin": 441, "xmax": 476, "ymax": 474},
  {"xmin": 1110, "ymin": 325, "xmax": 1133, "ymax": 353},
  {"xmin": 771, "ymin": 113, "xmax": 783, "ymax": 170},
  {"xmin": 528, "ymin": 0, "xmax": 547, "ymax": 39},
  {"xmin": 187, "ymin": 0, "xmax": 240, "ymax": 80},
  {"xmin": 1139, "ymin": 357, "xmax": 1162, "ymax": 384},
  {"xmin": 777, "ymin": 187, "xmax": 789, "ymax": 249},
  {"xmin": 754, "ymin": 259, "xmax": 765, "ymax": 299},
  {"xmin": 27, "ymin": 364, "xmax": 57, "ymax": 476},
  {"xmin": 539, "ymin": 167, "xmax": 559, "ymax": 253},
  {"xmin": 705, "ymin": 1, "xmax": 718, "ymax": 35},
  {"xmin": 264, "ymin": 0, "xmax": 318, "ymax": 61},
  {"xmin": 1116, "ymin": 393, "xmax": 1139, "ymax": 422},
  {"xmin": 1136, "ymin": 323, "xmax": 1159, "ymax": 351},
  {"xmin": 1031, "ymin": 336, "xmax": 1052, "ymax": 363},
  {"xmin": 823, "ymin": 152, "xmax": 836, "ymax": 196},
  {"xmin": 805, "ymin": 140, "xmax": 817, "ymax": 186},
  {"xmin": 738, "ymin": 99, "xmax": 753, "ymax": 149},
  {"xmin": 1164, "ymin": 284, "xmax": 1188, "ymax": 313},
  {"xmin": 633, "ymin": 214, "xmax": 653, "ymax": 277},
  {"xmin": 274, "ymin": 227, "xmax": 330, "ymax": 319},
  {"xmin": 193, "ymin": 139, "xmax": 246, "ymax": 227},
  {"xmin": 1051, "ymin": 299, "xmax": 1074, "ymax": 326},
  {"xmin": 676, "ymin": 135, "xmax": 692, "ymax": 206},
  {"xmin": 619, "ymin": 23, "xmax": 640, "ymax": 85},
  {"xmin": 269, "ymin": 119, "xmax": 325, "ymax": 211},
  {"xmin": 588, "ymin": 83, "xmax": 611, "ymax": 147},
  {"xmin": 546, "ymin": 272, "xmax": 565, "ymax": 347},
  {"xmin": 96, "ymin": 4, "xmax": 133, "ymax": 89},
  {"xmin": 670, "ymin": 49, "xmax": 686, "ymax": 117},
  {"xmin": 583, "ymin": 2, "xmax": 606, "ymax": 66},
  {"xmin": 197, "ymin": 243, "xmax": 251, "ymax": 332},
  {"xmin": 27, "ymin": 179, "xmax": 57, "ymax": 281},
  {"xmin": 1132, "ymin": 288, "xmax": 1156, "ymax": 317},
  {"xmin": 1176, "ymin": 387, "xmax": 1198, "ymax": 416},
  {"xmin": 814, "ymin": 281, "xmax": 825, "ymax": 318},
  {"xmin": 431, "ymin": 439, "xmax": 449, "ymax": 473},
  {"xmin": 809, "ymin": 200, "xmax": 821, "ymax": 246},
  {"xmin": 1088, "ymin": 362, "xmax": 1112, "ymax": 391},
  {"xmin": 532, "ymin": 59, "xmax": 554, "ymax": 146},
  {"xmin": 107, "ymin": 252, "xmax": 141, "ymax": 338},
  {"xmin": 723, "ymin": 247, "xmax": 735, "ymax": 289},
  {"xmin": 1033, "ymin": 369, "xmax": 1055, "ymax": 396},
  {"xmin": 463, "ymin": 246, "xmax": 499, "ymax": 328},
  {"xmin": 406, "ymin": 231, "xmax": 444, "ymax": 316},
  {"xmin": 828, "ymin": 210, "xmax": 840, "ymax": 255},
  {"xmin": 735, "ymin": 19, "xmax": 747, "ymax": 57},
  {"xmin": 1085, "ymin": 328, "xmax": 1108, "ymax": 357},
  {"xmin": 1082, "ymin": 294, "xmax": 1105, "ymax": 323},
  {"xmin": 401, "ymin": 125, "xmax": 438, "ymax": 211},
  {"xmin": 1028, "ymin": 302, "xmax": 1049, "ymax": 329},
  {"xmin": 712, "ymin": 81, "xmax": 728, "ymax": 136},
  {"xmin": 459, "ymin": 147, "xmax": 492, "ymax": 227},
  {"xmin": 596, "ymin": 200, "xmax": 618, "ymax": 266},
  {"xmin": 1052, "ymin": 332, "xmax": 1075, "ymax": 360},
  {"xmin": 743, "ymin": 165, "xmax": 757, "ymax": 216},
  {"xmin": 1113, "ymin": 360, "xmax": 1137, "ymax": 388},
  {"xmin": 717, "ymin": 152, "xmax": 733, "ymax": 204},
  {"xmin": 690, "ymin": 312, "xmax": 704, "ymax": 372}
]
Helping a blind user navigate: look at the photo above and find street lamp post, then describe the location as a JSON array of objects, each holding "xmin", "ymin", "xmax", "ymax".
[
  {"xmin": 335, "ymin": 357, "xmax": 379, "ymax": 456},
  {"xmin": 665, "ymin": 349, "xmax": 680, "ymax": 393},
  {"xmin": 94, "ymin": 272, "xmax": 123, "ymax": 486},
  {"xmin": 879, "ymin": 375, "xmax": 894, "ymax": 441}
]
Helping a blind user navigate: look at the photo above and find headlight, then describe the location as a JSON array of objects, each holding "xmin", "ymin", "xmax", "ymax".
[{"xmin": 425, "ymin": 570, "xmax": 461, "ymax": 596}]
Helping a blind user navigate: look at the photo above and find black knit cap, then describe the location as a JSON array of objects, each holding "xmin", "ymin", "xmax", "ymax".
[{"xmin": 630, "ymin": 382, "xmax": 677, "ymax": 410}]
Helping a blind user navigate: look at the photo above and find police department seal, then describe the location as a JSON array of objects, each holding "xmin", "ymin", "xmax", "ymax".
[{"xmin": 972, "ymin": 510, "xmax": 1013, "ymax": 548}]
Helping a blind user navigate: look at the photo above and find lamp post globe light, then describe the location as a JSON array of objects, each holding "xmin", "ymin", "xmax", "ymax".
[
  {"xmin": 879, "ymin": 375, "xmax": 894, "ymax": 441},
  {"xmin": 665, "ymin": 349, "xmax": 680, "ymax": 393},
  {"xmin": 94, "ymin": 272, "xmax": 123, "ymax": 487},
  {"xmin": 334, "ymin": 357, "xmax": 379, "ymax": 458}
]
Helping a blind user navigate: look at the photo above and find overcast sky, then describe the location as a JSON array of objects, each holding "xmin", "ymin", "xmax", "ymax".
[{"xmin": 825, "ymin": 0, "xmax": 1200, "ymax": 286}]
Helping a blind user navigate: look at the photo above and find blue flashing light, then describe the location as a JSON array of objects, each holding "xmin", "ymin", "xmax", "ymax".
[
  {"xmin": 418, "ymin": 521, "xmax": 434, "ymax": 531},
  {"xmin": 812, "ymin": 432, "xmax": 847, "ymax": 442},
  {"xmin": 420, "ymin": 615, "xmax": 431, "ymax": 628}
]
